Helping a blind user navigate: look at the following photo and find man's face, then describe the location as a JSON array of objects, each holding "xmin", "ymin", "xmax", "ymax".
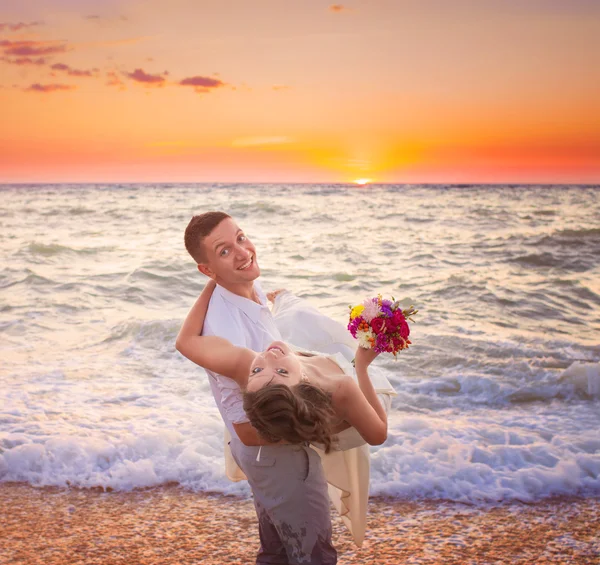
[{"xmin": 199, "ymin": 218, "xmax": 260, "ymax": 284}]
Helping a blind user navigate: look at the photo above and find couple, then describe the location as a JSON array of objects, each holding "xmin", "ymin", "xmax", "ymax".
[{"xmin": 176, "ymin": 211, "xmax": 397, "ymax": 564}]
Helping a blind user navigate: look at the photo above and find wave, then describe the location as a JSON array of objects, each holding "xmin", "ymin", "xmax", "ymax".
[
  {"xmin": 98, "ymin": 319, "xmax": 180, "ymax": 348},
  {"xmin": 22, "ymin": 242, "xmax": 115, "ymax": 257},
  {"xmin": 511, "ymin": 251, "xmax": 595, "ymax": 271},
  {"xmin": 0, "ymin": 428, "xmax": 246, "ymax": 495},
  {"xmin": 391, "ymin": 362, "xmax": 600, "ymax": 409},
  {"xmin": 1, "ymin": 404, "xmax": 598, "ymax": 502},
  {"xmin": 369, "ymin": 421, "xmax": 600, "ymax": 503},
  {"xmin": 228, "ymin": 200, "xmax": 297, "ymax": 216},
  {"xmin": 40, "ymin": 206, "xmax": 95, "ymax": 216}
]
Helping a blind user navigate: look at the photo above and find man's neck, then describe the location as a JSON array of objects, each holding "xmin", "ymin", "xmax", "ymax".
[{"xmin": 217, "ymin": 280, "xmax": 260, "ymax": 303}]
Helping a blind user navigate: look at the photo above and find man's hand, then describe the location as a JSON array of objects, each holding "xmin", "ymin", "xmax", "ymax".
[
  {"xmin": 266, "ymin": 289, "xmax": 287, "ymax": 303},
  {"xmin": 233, "ymin": 422, "xmax": 270, "ymax": 446}
]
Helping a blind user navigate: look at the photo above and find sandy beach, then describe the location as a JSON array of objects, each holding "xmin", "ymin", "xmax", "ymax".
[{"xmin": 0, "ymin": 483, "xmax": 598, "ymax": 565}]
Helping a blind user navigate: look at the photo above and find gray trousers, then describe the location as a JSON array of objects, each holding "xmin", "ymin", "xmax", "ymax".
[{"xmin": 229, "ymin": 437, "xmax": 337, "ymax": 565}]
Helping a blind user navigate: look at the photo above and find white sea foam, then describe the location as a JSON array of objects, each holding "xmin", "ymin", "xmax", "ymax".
[{"xmin": 560, "ymin": 362, "xmax": 600, "ymax": 397}]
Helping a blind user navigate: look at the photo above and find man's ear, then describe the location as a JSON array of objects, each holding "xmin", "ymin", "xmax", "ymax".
[{"xmin": 197, "ymin": 263, "xmax": 216, "ymax": 280}]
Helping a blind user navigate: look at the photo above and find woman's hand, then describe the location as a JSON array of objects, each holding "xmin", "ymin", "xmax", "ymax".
[{"xmin": 354, "ymin": 346, "xmax": 379, "ymax": 371}]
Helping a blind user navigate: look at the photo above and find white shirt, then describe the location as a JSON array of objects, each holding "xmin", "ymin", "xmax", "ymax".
[{"xmin": 202, "ymin": 280, "xmax": 282, "ymax": 439}]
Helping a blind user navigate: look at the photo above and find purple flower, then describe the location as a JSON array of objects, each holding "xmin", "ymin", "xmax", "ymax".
[
  {"xmin": 375, "ymin": 333, "xmax": 389, "ymax": 353},
  {"xmin": 347, "ymin": 317, "xmax": 361, "ymax": 338},
  {"xmin": 380, "ymin": 303, "xmax": 393, "ymax": 317}
]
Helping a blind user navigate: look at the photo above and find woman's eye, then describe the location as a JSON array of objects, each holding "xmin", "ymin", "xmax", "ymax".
[
  {"xmin": 251, "ymin": 367, "xmax": 262, "ymax": 374},
  {"xmin": 238, "ymin": 235, "xmax": 247, "ymax": 242},
  {"xmin": 275, "ymin": 368, "xmax": 288, "ymax": 375},
  {"xmin": 220, "ymin": 248, "xmax": 229, "ymax": 257}
]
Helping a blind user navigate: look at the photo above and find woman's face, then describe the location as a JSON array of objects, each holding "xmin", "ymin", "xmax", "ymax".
[{"xmin": 247, "ymin": 341, "xmax": 304, "ymax": 392}]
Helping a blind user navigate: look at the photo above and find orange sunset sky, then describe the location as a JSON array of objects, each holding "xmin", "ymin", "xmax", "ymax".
[{"xmin": 1, "ymin": 0, "xmax": 599, "ymax": 184}]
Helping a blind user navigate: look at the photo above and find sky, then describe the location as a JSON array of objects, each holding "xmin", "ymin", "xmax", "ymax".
[{"xmin": 0, "ymin": 0, "xmax": 599, "ymax": 184}]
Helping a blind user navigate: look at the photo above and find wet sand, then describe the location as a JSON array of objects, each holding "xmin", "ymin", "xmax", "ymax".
[{"xmin": 0, "ymin": 483, "xmax": 598, "ymax": 564}]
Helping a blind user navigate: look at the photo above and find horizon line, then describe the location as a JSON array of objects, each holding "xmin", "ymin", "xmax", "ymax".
[{"xmin": 1, "ymin": 181, "xmax": 598, "ymax": 187}]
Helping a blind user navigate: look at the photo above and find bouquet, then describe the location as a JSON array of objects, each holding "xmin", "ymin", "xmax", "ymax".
[{"xmin": 348, "ymin": 296, "xmax": 418, "ymax": 355}]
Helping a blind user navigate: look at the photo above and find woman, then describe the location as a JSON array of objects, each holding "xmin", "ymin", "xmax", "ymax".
[{"xmin": 176, "ymin": 280, "xmax": 393, "ymax": 453}]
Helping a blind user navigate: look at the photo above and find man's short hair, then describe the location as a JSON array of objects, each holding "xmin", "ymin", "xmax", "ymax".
[{"xmin": 184, "ymin": 211, "xmax": 231, "ymax": 264}]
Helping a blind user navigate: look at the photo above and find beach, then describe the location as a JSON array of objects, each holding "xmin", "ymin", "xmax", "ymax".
[
  {"xmin": 1, "ymin": 483, "xmax": 598, "ymax": 564},
  {"xmin": 2, "ymin": 184, "xmax": 600, "ymax": 563}
]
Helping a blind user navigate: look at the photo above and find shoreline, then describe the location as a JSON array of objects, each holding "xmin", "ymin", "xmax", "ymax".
[{"xmin": 1, "ymin": 483, "xmax": 599, "ymax": 564}]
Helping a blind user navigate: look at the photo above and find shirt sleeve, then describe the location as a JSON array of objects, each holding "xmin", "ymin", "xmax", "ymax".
[
  {"xmin": 215, "ymin": 374, "xmax": 250, "ymax": 424},
  {"xmin": 203, "ymin": 295, "xmax": 250, "ymax": 424}
]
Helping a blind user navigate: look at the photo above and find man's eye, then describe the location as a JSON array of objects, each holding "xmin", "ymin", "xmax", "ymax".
[
  {"xmin": 220, "ymin": 248, "xmax": 229, "ymax": 256},
  {"xmin": 238, "ymin": 235, "xmax": 247, "ymax": 242},
  {"xmin": 275, "ymin": 368, "xmax": 288, "ymax": 375},
  {"xmin": 251, "ymin": 367, "xmax": 262, "ymax": 374}
]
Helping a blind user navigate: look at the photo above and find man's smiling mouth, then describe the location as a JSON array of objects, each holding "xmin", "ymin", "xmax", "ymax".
[{"xmin": 237, "ymin": 255, "xmax": 254, "ymax": 270}]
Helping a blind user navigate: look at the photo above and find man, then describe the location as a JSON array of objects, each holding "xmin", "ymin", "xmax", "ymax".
[{"xmin": 177, "ymin": 211, "xmax": 337, "ymax": 565}]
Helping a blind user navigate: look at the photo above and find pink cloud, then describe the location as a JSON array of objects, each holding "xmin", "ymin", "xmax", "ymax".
[
  {"xmin": 51, "ymin": 63, "xmax": 97, "ymax": 77},
  {"xmin": 126, "ymin": 68, "xmax": 167, "ymax": 86},
  {"xmin": 330, "ymin": 4, "xmax": 346, "ymax": 12},
  {"xmin": 0, "ymin": 21, "xmax": 43, "ymax": 32},
  {"xmin": 106, "ymin": 71, "xmax": 126, "ymax": 90},
  {"xmin": 179, "ymin": 75, "xmax": 226, "ymax": 93},
  {"xmin": 0, "ymin": 56, "xmax": 46, "ymax": 66},
  {"xmin": 0, "ymin": 40, "xmax": 69, "ymax": 57},
  {"xmin": 25, "ymin": 83, "xmax": 76, "ymax": 93}
]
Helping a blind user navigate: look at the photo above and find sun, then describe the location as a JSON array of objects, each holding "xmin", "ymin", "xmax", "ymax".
[{"xmin": 353, "ymin": 178, "xmax": 372, "ymax": 186}]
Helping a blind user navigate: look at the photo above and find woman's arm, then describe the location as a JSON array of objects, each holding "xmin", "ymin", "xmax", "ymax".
[
  {"xmin": 175, "ymin": 281, "xmax": 255, "ymax": 383},
  {"xmin": 333, "ymin": 347, "xmax": 387, "ymax": 445}
]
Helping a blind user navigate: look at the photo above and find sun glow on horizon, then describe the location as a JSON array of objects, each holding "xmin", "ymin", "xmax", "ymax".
[{"xmin": 353, "ymin": 178, "xmax": 373, "ymax": 186}]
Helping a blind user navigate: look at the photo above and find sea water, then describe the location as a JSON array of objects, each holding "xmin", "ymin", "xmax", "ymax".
[{"xmin": 1, "ymin": 183, "xmax": 599, "ymax": 503}]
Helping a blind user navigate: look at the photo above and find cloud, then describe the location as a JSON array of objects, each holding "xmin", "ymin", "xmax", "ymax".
[
  {"xmin": 106, "ymin": 70, "xmax": 126, "ymax": 90},
  {"xmin": 0, "ymin": 56, "xmax": 46, "ymax": 66},
  {"xmin": 179, "ymin": 75, "xmax": 226, "ymax": 93},
  {"xmin": 272, "ymin": 84, "xmax": 290, "ymax": 91},
  {"xmin": 0, "ymin": 40, "xmax": 69, "ymax": 57},
  {"xmin": 50, "ymin": 62, "xmax": 97, "ymax": 77},
  {"xmin": 25, "ymin": 83, "xmax": 76, "ymax": 93},
  {"xmin": 84, "ymin": 14, "xmax": 130, "ymax": 23},
  {"xmin": 329, "ymin": 4, "xmax": 347, "ymax": 12},
  {"xmin": 125, "ymin": 68, "xmax": 167, "ymax": 86},
  {"xmin": 0, "ymin": 21, "xmax": 43, "ymax": 32},
  {"xmin": 232, "ymin": 136, "xmax": 293, "ymax": 148}
]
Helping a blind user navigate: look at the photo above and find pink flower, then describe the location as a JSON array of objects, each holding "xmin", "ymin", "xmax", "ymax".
[
  {"xmin": 384, "ymin": 318, "xmax": 396, "ymax": 332},
  {"xmin": 361, "ymin": 298, "xmax": 380, "ymax": 322}
]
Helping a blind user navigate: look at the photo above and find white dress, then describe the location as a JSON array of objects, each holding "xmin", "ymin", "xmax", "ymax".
[{"xmin": 224, "ymin": 291, "xmax": 397, "ymax": 547}]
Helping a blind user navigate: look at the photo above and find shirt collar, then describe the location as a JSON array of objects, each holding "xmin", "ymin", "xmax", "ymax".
[{"xmin": 215, "ymin": 281, "xmax": 267, "ymax": 324}]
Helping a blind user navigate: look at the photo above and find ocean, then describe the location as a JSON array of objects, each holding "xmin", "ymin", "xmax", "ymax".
[{"xmin": 1, "ymin": 183, "xmax": 599, "ymax": 503}]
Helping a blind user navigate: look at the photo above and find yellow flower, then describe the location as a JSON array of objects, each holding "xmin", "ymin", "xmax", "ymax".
[{"xmin": 350, "ymin": 304, "xmax": 365, "ymax": 320}]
